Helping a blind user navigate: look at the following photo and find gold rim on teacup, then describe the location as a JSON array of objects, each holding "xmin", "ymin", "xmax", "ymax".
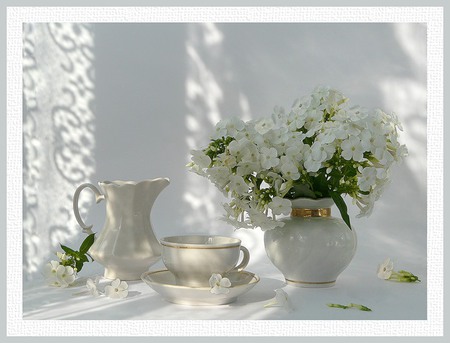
[{"xmin": 160, "ymin": 235, "xmax": 242, "ymax": 249}]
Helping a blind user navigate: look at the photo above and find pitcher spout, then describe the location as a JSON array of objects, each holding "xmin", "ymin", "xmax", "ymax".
[{"xmin": 140, "ymin": 177, "xmax": 169, "ymax": 200}]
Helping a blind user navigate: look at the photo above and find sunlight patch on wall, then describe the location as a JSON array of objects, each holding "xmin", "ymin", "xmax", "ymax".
[
  {"xmin": 181, "ymin": 24, "xmax": 265, "ymax": 263},
  {"xmin": 22, "ymin": 23, "xmax": 95, "ymax": 279},
  {"xmin": 183, "ymin": 23, "xmax": 225, "ymax": 233},
  {"xmin": 379, "ymin": 23, "xmax": 427, "ymax": 188}
]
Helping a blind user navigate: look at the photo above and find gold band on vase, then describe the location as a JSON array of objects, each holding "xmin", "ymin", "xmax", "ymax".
[
  {"xmin": 285, "ymin": 278, "xmax": 336, "ymax": 285},
  {"xmin": 291, "ymin": 207, "xmax": 331, "ymax": 218}
]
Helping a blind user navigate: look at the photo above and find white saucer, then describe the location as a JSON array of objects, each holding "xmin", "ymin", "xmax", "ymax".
[{"xmin": 141, "ymin": 269, "xmax": 260, "ymax": 306}]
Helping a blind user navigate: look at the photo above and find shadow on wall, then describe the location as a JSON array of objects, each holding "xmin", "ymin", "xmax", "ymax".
[
  {"xmin": 23, "ymin": 23, "xmax": 96, "ymax": 280},
  {"xmin": 22, "ymin": 23, "xmax": 426, "ymax": 281}
]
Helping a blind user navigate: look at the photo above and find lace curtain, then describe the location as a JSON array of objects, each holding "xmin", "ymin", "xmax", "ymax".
[{"xmin": 22, "ymin": 23, "xmax": 95, "ymax": 280}]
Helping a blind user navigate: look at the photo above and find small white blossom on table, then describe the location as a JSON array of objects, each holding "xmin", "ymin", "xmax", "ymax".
[
  {"xmin": 104, "ymin": 278, "xmax": 129, "ymax": 299},
  {"xmin": 72, "ymin": 277, "xmax": 129, "ymax": 299},
  {"xmin": 377, "ymin": 257, "xmax": 394, "ymax": 279},
  {"xmin": 264, "ymin": 288, "xmax": 293, "ymax": 312},
  {"xmin": 86, "ymin": 277, "xmax": 101, "ymax": 297},
  {"xmin": 209, "ymin": 273, "xmax": 231, "ymax": 294},
  {"xmin": 377, "ymin": 258, "xmax": 420, "ymax": 283}
]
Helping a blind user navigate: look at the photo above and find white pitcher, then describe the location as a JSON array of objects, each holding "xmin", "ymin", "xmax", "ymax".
[{"xmin": 73, "ymin": 178, "xmax": 170, "ymax": 280}]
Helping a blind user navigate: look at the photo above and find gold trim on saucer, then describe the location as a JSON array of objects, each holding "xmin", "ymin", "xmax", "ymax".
[{"xmin": 291, "ymin": 208, "xmax": 331, "ymax": 218}]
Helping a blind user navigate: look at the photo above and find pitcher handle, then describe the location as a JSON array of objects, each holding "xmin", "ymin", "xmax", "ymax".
[
  {"xmin": 73, "ymin": 183, "xmax": 105, "ymax": 234},
  {"xmin": 234, "ymin": 246, "xmax": 250, "ymax": 272}
]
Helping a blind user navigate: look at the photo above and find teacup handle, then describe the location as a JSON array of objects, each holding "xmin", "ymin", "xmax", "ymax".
[
  {"xmin": 233, "ymin": 246, "xmax": 250, "ymax": 272},
  {"xmin": 73, "ymin": 183, "xmax": 105, "ymax": 234}
]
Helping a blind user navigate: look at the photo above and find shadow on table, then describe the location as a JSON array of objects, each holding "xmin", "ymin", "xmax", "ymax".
[
  {"xmin": 229, "ymin": 277, "xmax": 286, "ymax": 306},
  {"xmin": 23, "ymin": 277, "xmax": 287, "ymax": 320}
]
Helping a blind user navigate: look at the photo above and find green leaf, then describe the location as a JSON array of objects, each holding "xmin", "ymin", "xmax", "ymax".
[
  {"xmin": 327, "ymin": 303, "xmax": 349, "ymax": 309},
  {"xmin": 79, "ymin": 254, "xmax": 89, "ymax": 263},
  {"xmin": 60, "ymin": 244, "xmax": 77, "ymax": 256},
  {"xmin": 312, "ymin": 173, "xmax": 330, "ymax": 198},
  {"xmin": 75, "ymin": 260, "xmax": 84, "ymax": 272},
  {"xmin": 285, "ymin": 183, "xmax": 316, "ymax": 199},
  {"xmin": 329, "ymin": 191, "xmax": 352, "ymax": 230},
  {"xmin": 357, "ymin": 304, "xmax": 373, "ymax": 312},
  {"xmin": 79, "ymin": 233, "xmax": 96, "ymax": 254}
]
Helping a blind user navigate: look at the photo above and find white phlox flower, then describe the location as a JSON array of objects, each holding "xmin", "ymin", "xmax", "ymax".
[
  {"xmin": 56, "ymin": 265, "xmax": 76, "ymax": 288},
  {"xmin": 209, "ymin": 273, "xmax": 232, "ymax": 294},
  {"xmin": 272, "ymin": 106, "xmax": 287, "ymax": 125},
  {"xmin": 303, "ymin": 149, "xmax": 324, "ymax": 173},
  {"xmin": 260, "ymin": 147, "xmax": 280, "ymax": 169},
  {"xmin": 229, "ymin": 174, "xmax": 249, "ymax": 196},
  {"xmin": 190, "ymin": 149, "xmax": 211, "ymax": 169},
  {"xmin": 355, "ymin": 194, "xmax": 376, "ymax": 218},
  {"xmin": 264, "ymin": 288, "xmax": 293, "ymax": 312},
  {"xmin": 104, "ymin": 278, "xmax": 129, "ymax": 299},
  {"xmin": 341, "ymin": 136, "xmax": 365, "ymax": 161},
  {"xmin": 304, "ymin": 115, "xmax": 323, "ymax": 137},
  {"xmin": 215, "ymin": 117, "xmax": 245, "ymax": 138},
  {"xmin": 287, "ymin": 111, "xmax": 307, "ymax": 131},
  {"xmin": 236, "ymin": 161, "xmax": 260, "ymax": 177},
  {"xmin": 249, "ymin": 210, "xmax": 284, "ymax": 231},
  {"xmin": 255, "ymin": 118, "xmax": 275, "ymax": 135},
  {"xmin": 395, "ymin": 144, "xmax": 408, "ymax": 161},
  {"xmin": 207, "ymin": 166, "xmax": 231, "ymax": 189},
  {"xmin": 241, "ymin": 142, "xmax": 260, "ymax": 163},
  {"xmin": 311, "ymin": 141, "xmax": 335, "ymax": 163},
  {"xmin": 266, "ymin": 127, "xmax": 289, "ymax": 145},
  {"xmin": 86, "ymin": 276, "xmax": 101, "ymax": 297},
  {"xmin": 358, "ymin": 167, "xmax": 377, "ymax": 192},
  {"xmin": 316, "ymin": 129, "xmax": 336, "ymax": 145},
  {"xmin": 280, "ymin": 158, "xmax": 300, "ymax": 181},
  {"xmin": 43, "ymin": 260, "xmax": 60, "ymax": 282},
  {"xmin": 56, "ymin": 252, "xmax": 68, "ymax": 262},
  {"xmin": 360, "ymin": 129, "xmax": 385, "ymax": 152},
  {"xmin": 228, "ymin": 138, "xmax": 250, "ymax": 160},
  {"xmin": 268, "ymin": 196, "xmax": 292, "ymax": 216},
  {"xmin": 43, "ymin": 261, "xmax": 76, "ymax": 288},
  {"xmin": 374, "ymin": 148, "xmax": 395, "ymax": 166},
  {"xmin": 217, "ymin": 153, "xmax": 237, "ymax": 169},
  {"xmin": 377, "ymin": 257, "xmax": 394, "ymax": 280},
  {"xmin": 377, "ymin": 257, "xmax": 420, "ymax": 282}
]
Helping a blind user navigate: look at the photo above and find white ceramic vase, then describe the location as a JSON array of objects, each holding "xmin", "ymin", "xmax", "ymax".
[{"xmin": 264, "ymin": 198, "xmax": 357, "ymax": 288}]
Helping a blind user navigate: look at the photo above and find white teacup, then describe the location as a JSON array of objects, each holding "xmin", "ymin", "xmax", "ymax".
[{"xmin": 160, "ymin": 235, "xmax": 250, "ymax": 287}]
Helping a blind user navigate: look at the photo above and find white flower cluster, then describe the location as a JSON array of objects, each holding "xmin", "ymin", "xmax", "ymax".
[
  {"xmin": 86, "ymin": 277, "xmax": 129, "ymax": 298},
  {"xmin": 43, "ymin": 260, "xmax": 76, "ymax": 288},
  {"xmin": 189, "ymin": 86, "xmax": 407, "ymax": 231}
]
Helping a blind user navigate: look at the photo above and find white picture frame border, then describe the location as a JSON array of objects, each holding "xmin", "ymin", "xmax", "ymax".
[{"xmin": 6, "ymin": 6, "xmax": 443, "ymax": 337}]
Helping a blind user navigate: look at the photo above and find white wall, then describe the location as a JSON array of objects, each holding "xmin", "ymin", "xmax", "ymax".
[{"xmin": 23, "ymin": 23, "xmax": 426, "ymax": 281}]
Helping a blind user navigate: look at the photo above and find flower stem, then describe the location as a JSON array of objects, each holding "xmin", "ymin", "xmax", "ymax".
[
  {"xmin": 327, "ymin": 303, "xmax": 372, "ymax": 311},
  {"xmin": 389, "ymin": 270, "xmax": 421, "ymax": 283}
]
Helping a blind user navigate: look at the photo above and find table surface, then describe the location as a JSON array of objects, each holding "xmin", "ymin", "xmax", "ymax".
[{"xmin": 23, "ymin": 253, "xmax": 426, "ymax": 321}]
